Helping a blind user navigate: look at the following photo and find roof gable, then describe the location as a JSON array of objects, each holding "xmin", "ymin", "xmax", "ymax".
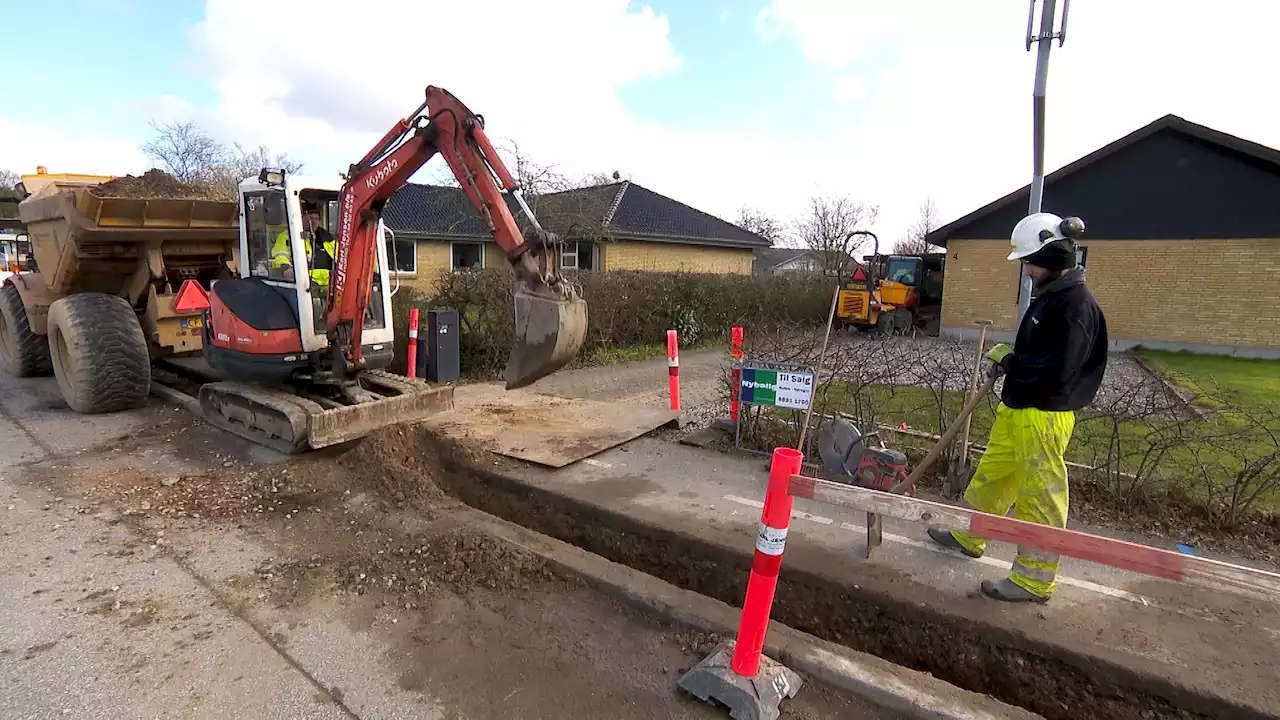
[
  {"xmin": 928, "ymin": 115, "xmax": 1280, "ymax": 245},
  {"xmin": 607, "ymin": 182, "xmax": 771, "ymax": 247},
  {"xmin": 382, "ymin": 180, "xmax": 770, "ymax": 248}
]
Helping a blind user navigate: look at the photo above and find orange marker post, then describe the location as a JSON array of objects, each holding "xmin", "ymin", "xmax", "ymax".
[
  {"xmin": 406, "ymin": 308, "xmax": 420, "ymax": 380},
  {"xmin": 667, "ymin": 329, "xmax": 680, "ymax": 412},
  {"xmin": 729, "ymin": 325, "xmax": 744, "ymax": 423},
  {"xmin": 731, "ymin": 446, "xmax": 803, "ymax": 676}
]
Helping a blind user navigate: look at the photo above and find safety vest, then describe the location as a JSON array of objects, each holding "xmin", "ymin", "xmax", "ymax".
[{"xmin": 272, "ymin": 230, "xmax": 336, "ymax": 286}]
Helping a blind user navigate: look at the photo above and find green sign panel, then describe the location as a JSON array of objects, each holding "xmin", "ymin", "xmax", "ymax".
[{"xmin": 740, "ymin": 367, "xmax": 815, "ymax": 410}]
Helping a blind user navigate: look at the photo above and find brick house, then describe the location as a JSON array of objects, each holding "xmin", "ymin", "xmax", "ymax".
[
  {"xmin": 380, "ymin": 180, "xmax": 769, "ymax": 291},
  {"xmin": 926, "ymin": 114, "xmax": 1280, "ymax": 358},
  {"xmin": 752, "ymin": 248, "xmax": 858, "ymax": 276}
]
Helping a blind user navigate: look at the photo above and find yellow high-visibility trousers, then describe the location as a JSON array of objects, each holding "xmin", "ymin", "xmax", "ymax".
[{"xmin": 952, "ymin": 403, "xmax": 1075, "ymax": 598}]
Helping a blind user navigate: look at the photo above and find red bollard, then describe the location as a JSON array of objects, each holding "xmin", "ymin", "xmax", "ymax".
[
  {"xmin": 729, "ymin": 325, "xmax": 744, "ymax": 423},
  {"xmin": 678, "ymin": 447, "xmax": 804, "ymax": 716},
  {"xmin": 731, "ymin": 446, "xmax": 803, "ymax": 675},
  {"xmin": 406, "ymin": 308, "xmax": 420, "ymax": 380},
  {"xmin": 667, "ymin": 329, "xmax": 680, "ymax": 412}
]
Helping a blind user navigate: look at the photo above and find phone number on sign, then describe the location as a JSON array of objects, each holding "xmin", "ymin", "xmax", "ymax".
[{"xmin": 776, "ymin": 394, "xmax": 810, "ymax": 408}]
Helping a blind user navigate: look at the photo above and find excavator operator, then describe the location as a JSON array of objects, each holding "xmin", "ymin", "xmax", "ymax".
[{"xmin": 270, "ymin": 202, "xmax": 336, "ymax": 288}]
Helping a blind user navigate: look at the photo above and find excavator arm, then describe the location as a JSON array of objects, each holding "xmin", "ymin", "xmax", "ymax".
[{"xmin": 329, "ymin": 86, "xmax": 586, "ymax": 388}]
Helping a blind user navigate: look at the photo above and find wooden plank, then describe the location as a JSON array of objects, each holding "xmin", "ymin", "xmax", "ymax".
[
  {"xmin": 426, "ymin": 383, "xmax": 677, "ymax": 468},
  {"xmin": 787, "ymin": 474, "xmax": 1280, "ymax": 603}
]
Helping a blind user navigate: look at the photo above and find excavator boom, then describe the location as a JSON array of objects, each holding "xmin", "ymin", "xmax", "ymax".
[{"xmin": 330, "ymin": 86, "xmax": 586, "ymax": 388}]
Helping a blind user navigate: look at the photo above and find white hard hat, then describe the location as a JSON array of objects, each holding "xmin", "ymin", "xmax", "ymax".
[{"xmin": 1008, "ymin": 212, "xmax": 1084, "ymax": 261}]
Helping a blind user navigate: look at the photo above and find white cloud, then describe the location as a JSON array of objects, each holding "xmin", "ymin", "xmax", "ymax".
[
  {"xmin": 14, "ymin": 0, "xmax": 1278, "ymax": 251},
  {"xmin": 832, "ymin": 74, "xmax": 868, "ymax": 103},
  {"xmin": 184, "ymin": 0, "xmax": 684, "ymax": 187},
  {"xmin": 0, "ymin": 118, "xmax": 149, "ymax": 176},
  {"xmin": 749, "ymin": 0, "xmax": 1280, "ymax": 245}
]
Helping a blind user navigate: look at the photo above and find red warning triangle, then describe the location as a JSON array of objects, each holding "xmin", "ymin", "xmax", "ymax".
[
  {"xmin": 173, "ymin": 279, "xmax": 210, "ymax": 313},
  {"xmin": 851, "ymin": 266, "xmax": 867, "ymax": 282}
]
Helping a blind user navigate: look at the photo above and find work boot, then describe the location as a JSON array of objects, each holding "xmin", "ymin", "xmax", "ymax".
[
  {"xmin": 980, "ymin": 578, "xmax": 1049, "ymax": 604},
  {"xmin": 927, "ymin": 527, "xmax": 983, "ymax": 558}
]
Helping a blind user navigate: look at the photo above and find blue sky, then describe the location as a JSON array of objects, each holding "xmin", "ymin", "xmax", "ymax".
[
  {"xmin": 5, "ymin": 1, "xmax": 1278, "ymax": 244},
  {"xmin": 9, "ymin": 1, "xmax": 211, "ymax": 143}
]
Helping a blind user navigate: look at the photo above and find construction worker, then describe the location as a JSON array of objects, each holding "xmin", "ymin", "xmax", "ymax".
[
  {"xmin": 270, "ymin": 204, "xmax": 336, "ymax": 287},
  {"xmin": 927, "ymin": 212, "xmax": 1108, "ymax": 603}
]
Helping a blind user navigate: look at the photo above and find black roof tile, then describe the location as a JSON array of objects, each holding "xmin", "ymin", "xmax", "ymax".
[{"xmin": 382, "ymin": 180, "xmax": 770, "ymax": 248}]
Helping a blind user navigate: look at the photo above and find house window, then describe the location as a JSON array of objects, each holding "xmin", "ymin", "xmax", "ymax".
[
  {"xmin": 451, "ymin": 242, "xmax": 485, "ymax": 271},
  {"xmin": 387, "ymin": 234, "xmax": 416, "ymax": 273},
  {"xmin": 560, "ymin": 241, "xmax": 596, "ymax": 272}
]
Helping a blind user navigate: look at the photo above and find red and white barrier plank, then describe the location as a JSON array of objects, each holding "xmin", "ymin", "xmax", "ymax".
[{"xmin": 788, "ymin": 474, "xmax": 1280, "ymax": 603}]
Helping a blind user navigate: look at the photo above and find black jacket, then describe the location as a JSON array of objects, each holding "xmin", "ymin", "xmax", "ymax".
[{"xmin": 1002, "ymin": 268, "xmax": 1108, "ymax": 412}]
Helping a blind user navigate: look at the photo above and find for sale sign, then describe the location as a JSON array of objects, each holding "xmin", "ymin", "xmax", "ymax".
[{"xmin": 740, "ymin": 367, "xmax": 815, "ymax": 410}]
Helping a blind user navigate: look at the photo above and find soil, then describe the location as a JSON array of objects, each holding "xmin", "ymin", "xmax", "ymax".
[
  {"xmin": 88, "ymin": 169, "xmax": 222, "ymax": 200},
  {"xmin": 16, "ymin": 417, "xmax": 888, "ymax": 719}
]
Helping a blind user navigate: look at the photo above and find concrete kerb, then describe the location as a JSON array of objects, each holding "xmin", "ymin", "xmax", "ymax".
[{"xmin": 464, "ymin": 500, "xmax": 1040, "ymax": 720}]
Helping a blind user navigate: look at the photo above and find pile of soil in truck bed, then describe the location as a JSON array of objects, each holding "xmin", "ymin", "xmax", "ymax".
[{"xmin": 88, "ymin": 169, "xmax": 223, "ymax": 200}]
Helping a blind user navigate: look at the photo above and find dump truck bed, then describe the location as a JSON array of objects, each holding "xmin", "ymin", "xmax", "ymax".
[{"xmin": 17, "ymin": 186, "xmax": 239, "ymax": 297}]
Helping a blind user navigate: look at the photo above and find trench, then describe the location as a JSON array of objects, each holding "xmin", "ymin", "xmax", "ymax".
[{"xmin": 432, "ymin": 456, "xmax": 1263, "ymax": 720}]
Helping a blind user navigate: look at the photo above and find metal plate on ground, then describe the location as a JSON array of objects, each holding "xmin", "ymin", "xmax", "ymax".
[{"xmin": 427, "ymin": 383, "xmax": 677, "ymax": 468}]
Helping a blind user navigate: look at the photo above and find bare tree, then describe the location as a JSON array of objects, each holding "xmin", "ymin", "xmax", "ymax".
[
  {"xmin": 427, "ymin": 138, "xmax": 613, "ymax": 193},
  {"xmin": 575, "ymin": 170, "xmax": 623, "ymax": 187},
  {"xmin": 795, "ymin": 194, "xmax": 879, "ymax": 281},
  {"xmin": 737, "ymin": 205, "xmax": 787, "ymax": 245},
  {"xmin": 141, "ymin": 120, "xmax": 227, "ymax": 184},
  {"xmin": 141, "ymin": 121, "xmax": 303, "ymax": 200},
  {"xmin": 896, "ymin": 197, "xmax": 944, "ymax": 255},
  {"xmin": 205, "ymin": 142, "xmax": 304, "ymax": 200},
  {"xmin": 0, "ymin": 169, "xmax": 18, "ymax": 192}
]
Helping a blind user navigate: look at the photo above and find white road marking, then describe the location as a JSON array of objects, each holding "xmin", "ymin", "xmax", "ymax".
[
  {"xmin": 582, "ymin": 458, "xmax": 614, "ymax": 468},
  {"xmin": 721, "ymin": 494, "xmax": 1148, "ymax": 604},
  {"xmin": 723, "ymin": 495, "xmax": 834, "ymax": 525}
]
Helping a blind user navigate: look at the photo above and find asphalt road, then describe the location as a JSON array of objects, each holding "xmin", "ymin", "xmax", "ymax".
[{"xmin": 0, "ymin": 369, "xmax": 887, "ymax": 720}]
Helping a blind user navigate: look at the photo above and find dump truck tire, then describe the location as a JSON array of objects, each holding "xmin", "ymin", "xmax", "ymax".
[
  {"xmin": 47, "ymin": 293, "xmax": 151, "ymax": 414},
  {"xmin": 875, "ymin": 311, "xmax": 894, "ymax": 337},
  {"xmin": 0, "ymin": 283, "xmax": 53, "ymax": 378}
]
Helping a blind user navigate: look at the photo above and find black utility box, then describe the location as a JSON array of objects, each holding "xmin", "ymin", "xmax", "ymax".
[{"xmin": 424, "ymin": 309, "xmax": 460, "ymax": 383}]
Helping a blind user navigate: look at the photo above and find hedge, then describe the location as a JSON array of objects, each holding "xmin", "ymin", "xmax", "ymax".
[{"xmin": 389, "ymin": 268, "xmax": 836, "ymax": 378}]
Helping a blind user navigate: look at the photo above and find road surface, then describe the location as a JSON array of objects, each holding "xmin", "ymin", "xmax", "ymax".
[{"xmin": 0, "ymin": 369, "xmax": 888, "ymax": 719}]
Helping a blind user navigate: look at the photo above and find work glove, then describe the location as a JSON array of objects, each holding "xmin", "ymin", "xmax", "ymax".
[{"xmin": 985, "ymin": 343, "xmax": 1013, "ymax": 379}]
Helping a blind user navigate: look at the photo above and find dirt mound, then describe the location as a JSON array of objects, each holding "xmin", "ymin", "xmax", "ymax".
[
  {"xmin": 333, "ymin": 425, "xmax": 452, "ymax": 503},
  {"xmin": 89, "ymin": 169, "xmax": 222, "ymax": 200},
  {"xmin": 418, "ymin": 529, "xmax": 554, "ymax": 592}
]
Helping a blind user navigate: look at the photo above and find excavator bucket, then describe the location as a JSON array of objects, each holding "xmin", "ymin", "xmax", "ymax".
[{"xmin": 505, "ymin": 285, "xmax": 588, "ymax": 389}]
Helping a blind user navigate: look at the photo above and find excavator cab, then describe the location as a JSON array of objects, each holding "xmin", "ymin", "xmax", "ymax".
[
  {"xmin": 215, "ymin": 172, "xmax": 395, "ymax": 377},
  {"xmin": 196, "ymin": 171, "xmax": 446, "ymax": 454}
]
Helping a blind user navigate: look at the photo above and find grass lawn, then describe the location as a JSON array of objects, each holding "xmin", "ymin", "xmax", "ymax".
[
  {"xmin": 818, "ymin": 382, "xmax": 1120, "ymax": 468},
  {"xmin": 818, "ymin": 355, "xmax": 1280, "ymax": 520},
  {"xmin": 1135, "ymin": 349, "xmax": 1280, "ymax": 410}
]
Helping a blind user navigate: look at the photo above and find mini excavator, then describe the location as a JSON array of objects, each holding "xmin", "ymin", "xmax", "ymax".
[{"xmin": 199, "ymin": 86, "xmax": 588, "ymax": 452}]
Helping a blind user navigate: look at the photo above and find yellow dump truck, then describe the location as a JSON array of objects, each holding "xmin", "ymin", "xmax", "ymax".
[
  {"xmin": 836, "ymin": 253, "xmax": 945, "ymax": 336},
  {"xmin": 0, "ymin": 168, "xmax": 450, "ymax": 453},
  {"xmin": 2, "ymin": 171, "xmax": 238, "ymax": 411}
]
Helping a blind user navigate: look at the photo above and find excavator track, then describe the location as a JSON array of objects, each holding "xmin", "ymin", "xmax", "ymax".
[
  {"xmin": 198, "ymin": 382, "xmax": 325, "ymax": 455},
  {"xmin": 192, "ymin": 374, "xmax": 455, "ymax": 455}
]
